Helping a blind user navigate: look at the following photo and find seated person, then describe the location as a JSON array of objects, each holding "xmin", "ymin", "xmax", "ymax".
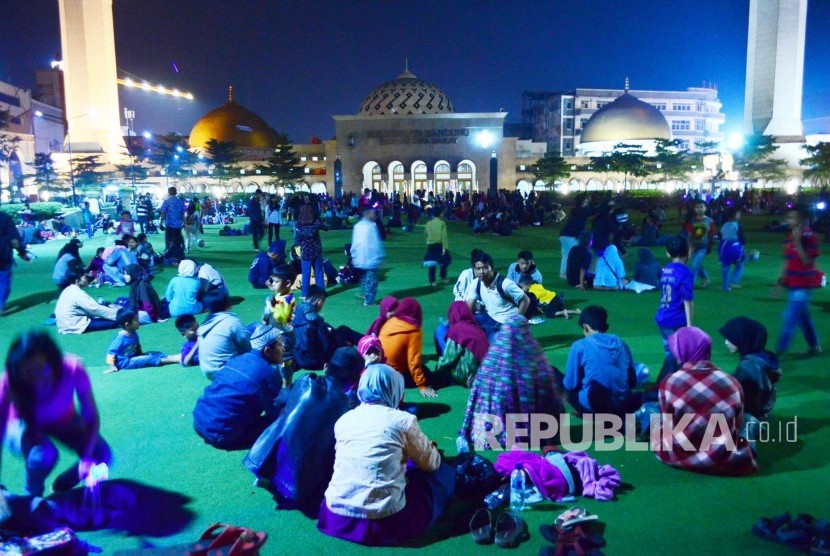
[
  {"xmin": 249, "ymin": 241, "xmax": 284, "ymax": 289},
  {"xmin": 593, "ymin": 244, "xmax": 629, "ymax": 290},
  {"xmin": 566, "ymin": 232, "xmax": 594, "ymax": 289},
  {"xmin": 459, "ymin": 315, "xmax": 563, "ymax": 450},
  {"xmin": 366, "ymin": 296, "xmax": 397, "ymax": 337},
  {"xmin": 176, "ymin": 314, "xmax": 200, "ymax": 367},
  {"xmin": 378, "ymin": 298, "xmax": 440, "ymax": 398},
  {"xmin": 656, "ymin": 326, "xmax": 758, "ymax": 476},
  {"xmin": 636, "ymin": 215, "xmax": 660, "ymax": 246},
  {"xmin": 317, "ymin": 364, "xmax": 454, "ymax": 547},
  {"xmin": 517, "ymin": 276, "xmax": 581, "ymax": 320},
  {"xmin": 124, "ymin": 264, "xmax": 163, "ymax": 323},
  {"xmin": 452, "ymin": 249, "xmax": 484, "ymax": 301},
  {"xmin": 244, "ymin": 347, "xmax": 365, "ymax": 517},
  {"xmin": 557, "ymin": 306, "xmax": 642, "ymax": 416},
  {"xmin": 53, "ymin": 239, "xmax": 85, "ymax": 290},
  {"xmin": 193, "ymin": 324, "xmax": 285, "ymax": 451},
  {"xmin": 165, "ymin": 259, "xmax": 203, "ymax": 317},
  {"xmin": 293, "ymin": 286, "xmax": 362, "ymax": 370},
  {"xmin": 134, "ymin": 233, "xmax": 160, "ymax": 267},
  {"xmin": 719, "ymin": 317, "xmax": 781, "ymax": 421},
  {"xmin": 105, "ymin": 310, "xmax": 179, "ymax": 373},
  {"xmin": 102, "ymin": 240, "xmax": 138, "ymax": 286},
  {"xmin": 86, "ymin": 247, "xmax": 108, "ymax": 285},
  {"xmin": 55, "ymin": 272, "xmax": 120, "ymax": 334},
  {"xmin": 506, "ymin": 249, "xmax": 543, "ymax": 285},
  {"xmin": 464, "ymin": 251, "xmax": 530, "ymax": 341},
  {"xmin": 634, "ymin": 248, "xmax": 661, "ymax": 288},
  {"xmin": 197, "ymin": 289, "xmax": 251, "ymax": 381},
  {"xmin": 434, "ymin": 301, "xmax": 489, "ymax": 387},
  {"xmin": 198, "ymin": 262, "xmax": 228, "ymax": 296},
  {"xmin": 263, "ymin": 264, "xmax": 297, "ymax": 329}
]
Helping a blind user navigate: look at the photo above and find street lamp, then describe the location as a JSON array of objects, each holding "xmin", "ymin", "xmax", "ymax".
[{"xmin": 123, "ymin": 108, "xmax": 137, "ymax": 210}]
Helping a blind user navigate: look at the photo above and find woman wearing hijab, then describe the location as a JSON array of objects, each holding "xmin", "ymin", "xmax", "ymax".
[
  {"xmin": 378, "ymin": 298, "xmax": 438, "ymax": 398},
  {"xmin": 53, "ymin": 239, "xmax": 85, "ymax": 290},
  {"xmin": 656, "ymin": 326, "xmax": 758, "ymax": 476},
  {"xmin": 164, "ymin": 259, "xmax": 203, "ymax": 317},
  {"xmin": 318, "ymin": 364, "xmax": 454, "ymax": 546},
  {"xmin": 366, "ymin": 296, "xmax": 398, "ymax": 337},
  {"xmin": 719, "ymin": 317, "xmax": 781, "ymax": 421},
  {"xmin": 435, "ymin": 301, "xmax": 489, "ymax": 387},
  {"xmin": 125, "ymin": 264, "xmax": 163, "ymax": 323},
  {"xmin": 459, "ymin": 314, "xmax": 563, "ymax": 450}
]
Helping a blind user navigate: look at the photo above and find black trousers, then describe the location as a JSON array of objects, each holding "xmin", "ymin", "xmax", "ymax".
[{"xmin": 425, "ymin": 243, "xmax": 451, "ymax": 283}]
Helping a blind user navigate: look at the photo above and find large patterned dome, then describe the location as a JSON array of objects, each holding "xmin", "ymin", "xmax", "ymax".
[
  {"xmin": 580, "ymin": 91, "xmax": 670, "ymax": 143},
  {"xmin": 358, "ymin": 67, "xmax": 454, "ymax": 116}
]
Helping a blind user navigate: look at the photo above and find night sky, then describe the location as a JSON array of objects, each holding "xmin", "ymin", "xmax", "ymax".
[{"xmin": 3, "ymin": 0, "xmax": 829, "ymax": 142}]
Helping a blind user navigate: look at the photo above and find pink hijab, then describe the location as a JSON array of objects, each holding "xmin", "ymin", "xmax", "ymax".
[
  {"xmin": 668, "ymin": 326, "xmax": 712, "ymax": 365},
  {"xmin": 446, "ymin": 301, "xmax": 489, "ymax": 361},
  {"xmin": 366, "ymin": 296, "xmax": 398, "ymax": 336}
]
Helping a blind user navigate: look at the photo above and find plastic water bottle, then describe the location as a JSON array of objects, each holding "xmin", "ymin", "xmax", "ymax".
[{"xmin": 509, "ymin": 464, "xmax": 527, "ymax": 513}]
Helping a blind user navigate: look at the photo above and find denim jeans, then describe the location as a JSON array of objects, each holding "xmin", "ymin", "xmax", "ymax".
[
  {"xmin": 721, "ymin": 260, "xmax": 744, "ymax": 290},
  {"xmin": 776, "ymin": 288, "xmax": 819, "ymax": 353},
  {"xmin": 85, "ymin": 222, "xmax": 94, "ymax": 239},
  {"xmin": 690, "ymin": 249, "xmax": 709, "ymax": 285},
  {"xmin": 657, "ymin": 325, "xmax": 681, "ymax": 382},
  {"xmin": 301, "ymin": 257, "xmax": 325, "ymax": 298},
  {"xmin": 0, "ymin": 267, "xmax": 11, "ymax": 313},
  {"xmin": 118, "ymin": 352, "xmax": 166, "ymax": 370},
  {"xmin": 361, "ymin": 268, "xmax": 379, "ymax": 305},
  {"xmin": 474, "ymin": 312, "xmax": 502, "ymax": 343},
  {"xmin": 559, "ymin": 236, "xmax": 578, "ymax": 277}
]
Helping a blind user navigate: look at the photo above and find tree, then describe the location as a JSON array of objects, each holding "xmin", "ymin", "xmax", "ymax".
[
  {"xmin": 801, "ymin": 142, "xmax": 830, "ymax": 187},
  {"xmin": 531, "ymin": 152, "xmax": 570, "ymax": 188},
  {"xmin": 204, "ymin": 138, "xmax": 242, "ymax": 185},
  {"xmin": 255, "ymin": 133, "xmax": 305, "ymax": 189},
  {"xmin": 591, "ymin": 143, "xmax": 649, "ymax": 190},
  {"xmin": 30, "ymin": 152, "xmax": 66, "ymax": 198},
  {"xmin": 0, "ymin": 109, "xmax": 21, "ymax": 192},
  {"xmin": 148, "ymin": 133, "xmax": 192, "ymax": 185},
  {"xmin": 734, "ymin": 134, "xmax": 788, "ymax": 183},
  {"xmin": 651, "ymin": 139, "xmax": 693, "ymax": 183},
  {"xmin": 70, "ymin": 155, "xmax": 113, "ymax": 196}
]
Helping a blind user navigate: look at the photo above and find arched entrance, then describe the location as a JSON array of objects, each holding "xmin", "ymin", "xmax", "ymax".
[
  {"xmin": 388, "ymin": 161, "xmax": 407, "ymax": 195},
  {"xmin": 517, "ymin": 179, "xmax": 533, "ymax": 196},
  {"xmin": 411, "ymin": 161, "xmax": 428, "ymax": 195},
  {"xmin": 434, "ymin": 161, "xmax": 451, "ymax": 195},
  {"xmin": 457, "ymin": 160, "xmax": 476, "ymax": 193},
  {"xmin": 362, "ymin": 161, "xmax": 383, "ymax": 192},
  {"xmin": 310, "ymin": 182, "xmax": 327, "ymax": 195}
]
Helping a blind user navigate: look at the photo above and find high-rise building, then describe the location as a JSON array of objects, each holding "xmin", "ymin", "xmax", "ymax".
[{"xmin": 521, "ymin": 86, "xmax": 725, "ymax": 156}]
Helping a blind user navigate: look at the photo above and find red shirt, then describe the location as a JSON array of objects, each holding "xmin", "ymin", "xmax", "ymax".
[{"xmin": 783, "ymin": 227, "xmax": 821, "ymax": 288}]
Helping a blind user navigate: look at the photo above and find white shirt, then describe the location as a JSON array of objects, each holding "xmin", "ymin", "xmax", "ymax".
[
  {"xmin": 55, "ymin": 284, "xmax": 120, "ymax": 334},
  {"xmin": 198, "ymin": 263, "xmax": 225, "ymax": 289},
  {"xmin": 324, "ymin": 404, "xmax": 440, "ymax": 519},
  {"xmin": 453, "ymin": 268, "xmax": 475, "ymax": 301},
  {"xmin": 266, "ymin": 203, "xmax": 282, "ymax": 225},
  {"xmin": 464, "ymin": 274, "xmax": 524, "ymax": 324}
]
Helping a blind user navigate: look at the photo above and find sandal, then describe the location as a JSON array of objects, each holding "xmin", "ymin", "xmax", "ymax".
[
  {"xmin": 752, "ymin": 513, "xmax": 816, "ymax": 550},
  {"xmin": 495, "ymin": 512, "xmax": 529, "ymax": 548},
  {"xmin": 555, "ymin": 508, "xmax": 599, "ymax": 529},
  {"xmin": 469, "ymin": 508, "xmax": 494, "ymax": 545}
]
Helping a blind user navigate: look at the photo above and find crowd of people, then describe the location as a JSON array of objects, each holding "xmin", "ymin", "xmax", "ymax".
[{"xmin": 0, "ymin": 185, "xmax": 823, "ymax": 548}]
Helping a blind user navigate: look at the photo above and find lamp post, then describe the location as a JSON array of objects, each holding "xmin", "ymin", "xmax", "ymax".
[{"xmin": 123, "ymin": 108, "xmax": 137, "ymax": 210}]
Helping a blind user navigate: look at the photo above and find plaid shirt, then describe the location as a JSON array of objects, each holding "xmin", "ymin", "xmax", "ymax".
[{"xmin": 655, "ymin": 361, "xmax": 758, "ymax": 476}]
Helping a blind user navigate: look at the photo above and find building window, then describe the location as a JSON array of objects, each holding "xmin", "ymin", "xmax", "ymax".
[
  {"xmin": 696, "ymin": 102, "xmax": 705, "ymax": 112},
  {"xmin": 671, "ymin": 120, "xmax": 691, "ymax": 131},
  {"xmin": 304, "ymin": 167, "xmax": 310, "ymax": 174},
  {"xmin": 312, "ymin": 156, "xmax": 319, "ymax": 162},
  {"xmin": 678, "ymin": 140, "xmax": 689, "ymax": 149},
  {"xmin": 519, "ymin": 165, "xmax": 526, "ymax": 171},
  {"xmin": 323, "ymin": 156, "xmax": 327, "ymax": 161},
  {"xmin": 565, "ymin": 101, "xmax": 572, "ymax": 109},
  {"xmin": 565, "ymin": 119, "xmax": 573, "ymax": 130},
  {"xmin": 653, "ymin": 103, "xmax": 666, "ymax": 111},
  {"xmin": 596, "ymin": 102, "xmax": 607, "ymax": 109},
  {"xmin": 300, "ymin": 156, "xmax": 307, "ymax": 162},
  {"xmin": 564, "ymin": 141, "xmax": 572, "ymax": 150},
  {"xmin": 580, "ymin": 100, "xmax": 591, "ymax": 109},
  {"xmin": 673, "ymin": 103, "xmax": 691, "ymax": 111},
  {"xmin": 695, "ymin": 119, "xmax": 704, "ymax": 131}
]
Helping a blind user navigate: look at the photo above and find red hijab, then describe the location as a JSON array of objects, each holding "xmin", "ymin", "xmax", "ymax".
[
  {"xmin": 366, "ymin": 296, "xmax": 398, "ymax": 336},
  {"xmin": 446, "ymin": 301, "xmax": 490, "ymax": 361},
  {"xmin": 394, "ymin": 297, "xmax": 423, "ymax": 328}
]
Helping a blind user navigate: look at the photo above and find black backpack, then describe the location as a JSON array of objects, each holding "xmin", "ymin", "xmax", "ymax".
[{"xmin": 474, "ymin": 274, "xmax": 514, "ymax": 305}]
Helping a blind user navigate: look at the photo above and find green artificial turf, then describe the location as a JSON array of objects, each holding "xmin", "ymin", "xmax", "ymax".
[{"xmin": 1, "ymin": 214, "xmax": 827, "ymax": 555}]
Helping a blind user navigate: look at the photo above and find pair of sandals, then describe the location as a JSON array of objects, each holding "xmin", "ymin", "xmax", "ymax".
[
  {"xmin": 470, "ymin": 508, "xmax": 530, "ymax": 548},
  {"xmin": 753, "ymin": 512, "xmax": 830, "ymax": 554},
  {"xmin": 539, "ymin": 508, "xmax": 605, "ymax": 556},
  {"xmin": 186, "ymin": 523, "xmax": 268, "ymax": 556}
]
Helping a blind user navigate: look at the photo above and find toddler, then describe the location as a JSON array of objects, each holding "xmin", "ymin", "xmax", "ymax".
[
  {"xmin": 105, "ymin": 310, "xmax": 179, "ymax": 373},
  {"xmin": 175, "ymin": 314, "xmax": 200, "ymax": 367}
]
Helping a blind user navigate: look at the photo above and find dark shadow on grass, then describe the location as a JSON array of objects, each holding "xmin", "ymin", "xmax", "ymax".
[
  {"xmin": 228, "ymin": 296, "xmax": 246, "ymax": 306},
  {"xmin": 535, "ymin": 334, "xmax": 582, "ymax": 349},
  {"xmin": 389, "ymin": 285, "xmax": 447, "ymax": 298},
  {"xmin": 415, "ymin": 402, "xmax": 452, "ymax": 420},
  {"xmin": 3, "ymin": 290, "xmax": 59, "ymax": 315},
  {"xmin": 405, "ymin": 499, "xmax": 477, "ymax": 548},
  {"xmin": 812, "ymin": 300, "xmax": 830, "ymax": 313}
]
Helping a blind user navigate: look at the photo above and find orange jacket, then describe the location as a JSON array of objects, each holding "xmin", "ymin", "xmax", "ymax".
[{"xmin": 378, "ymin": 317, "xmax": 427, "ymax": 388}]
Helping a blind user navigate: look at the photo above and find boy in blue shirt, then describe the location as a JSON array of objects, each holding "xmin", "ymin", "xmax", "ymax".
[
  {"xmin": 654, "ymin": 235, "xmax": 694, "ymax": 381},
  {"xmin": 176, "ymin": 313, "xmax": 200, "ymax": 367},
  {"xmin": 106, "ymin": 310, "xmax": 180, "ymax": 373}
]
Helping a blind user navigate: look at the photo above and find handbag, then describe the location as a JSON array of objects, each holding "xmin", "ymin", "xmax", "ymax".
[{"xmin": 454, "ymin": 452, "xmax": 501, "ymax": 501}]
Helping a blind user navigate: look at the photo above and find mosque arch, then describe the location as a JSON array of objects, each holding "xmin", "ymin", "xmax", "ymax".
[
  {"xmin": 457, "ymin": 159, "xmax": 476, "ymax": 193},
  {"xmin": 534, "ymin": 179, "xmax": 547, "ymax": 191},
  {"xmin": 310, "ymin": 182, "xmax": 327, "ymax": 195},
  {"xmin": 434, "ymin": 160, "xmax": 451, "ymax": 195},
  {"xmin": 411, "ymin": 160, "xmax": 428, "ymax": 194},
  {"xmin": 361, "ymin": 161, "xmax": 383, "ymax": 193},
  {"xmin": 517, "ymin": 179, "xmax": 533, "ymax": 196},
  {"xmin": 388, "ymin": 161, "xmax": 407, "ymax": 195},
  {"xmin": 586, "ymin": 178, "xmax": 602, "ymax": 191}
]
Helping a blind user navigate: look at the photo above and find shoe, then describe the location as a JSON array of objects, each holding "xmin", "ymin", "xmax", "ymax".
[
  {"xmin": 528, "ymin": 317, "xmax": 546, "ymax": 325},
  {"xmin": 469, "ymin": 508, "xmax": 494, "ymax": 544},
  {"xmin": 807, "ymin": 345, "xmax": 822, "ymax": 356},
  {"xmin": 494, "ymin": 512, "xmax": 529, "ymax": 548}
]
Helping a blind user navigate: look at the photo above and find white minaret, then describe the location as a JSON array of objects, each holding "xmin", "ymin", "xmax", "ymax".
[
  {"xmin": 58, "ymin": 0, "xmax": 125, "ymax": 157},
  {"xmin": 744, "ymin": 0, "xmax": 808, "ymax": 141}
]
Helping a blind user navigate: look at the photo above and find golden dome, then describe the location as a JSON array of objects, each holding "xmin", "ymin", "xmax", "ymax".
[
  {"xmin": 580, "ymin": 92, "xmax": 671, "ymax": 143},
  {"xmin": 189, "ymin": 90, "xmax": 278, "ymax": 150}
]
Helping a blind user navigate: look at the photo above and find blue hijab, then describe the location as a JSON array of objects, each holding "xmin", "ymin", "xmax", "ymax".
[{"xmin": 358, "ymin": 364, "xmax": 404, "ymax": 409}]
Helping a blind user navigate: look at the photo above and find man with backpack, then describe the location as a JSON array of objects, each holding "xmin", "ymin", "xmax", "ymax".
[
  {"xmin": 0, "ymin": 208, "xmax": 31, "ymax": 315},
  {"xmin": 464, "ymin": 251, "xmax": 529, "ymax": 341}
]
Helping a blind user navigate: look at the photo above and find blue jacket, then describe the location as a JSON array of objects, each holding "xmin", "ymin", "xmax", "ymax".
[
  {"xmin": 249, "ymin": 253, "xmax": 275, "ymax": 289},
  {"xmin": 292, "ymin": 303, "xmax": 333, "ymax": 370},
  {"xmin": 564, "ymin": 333, "xmax": 636, "ymax": 412},
  {"xmin": 193, "ymin": 350, "xmax": 282, "ymax": 448}
]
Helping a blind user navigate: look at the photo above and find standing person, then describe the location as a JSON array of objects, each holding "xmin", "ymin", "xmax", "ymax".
[
  {"xmin": 184, "ymin": 200, "xmax": 201, "ymax": 254},
  {"xmin": 248, "ymin": 189, "xmax": 265, "ymax": 251},
  {"xmin": 0, "ymin": 331, "xmax": 112, "ymax": 502},
  {"xmin": 423, "ymin": 207, "xmax": 451, "ymax": 287},
  {"xmin": 559, "ymin": 195, "xmax": 593, "ymax": 279},
  {"xmin": 266, "ymin": 194, "xmax": 282, "ymax": 244},
  {"xmin": 136, "ymin": 194, "xmax": 149, "ymax": 234},
  {"xmin": 682, "ymin": 200, "xmax": 715, "ymax": 288},
  {"xmin": 654, "ymin": 236, "xmax": 694, "ymax": 381},
  {"xmin": 775, "ymin": 204, "xmax": 822, "ymax": 356},
  {"xmin": 295, "ymin": 204, "xmax": 324, "ymax": 299},
  {"xmin": 719, "ymin": 207, "xmax": 746, "ymax": 291},
  {"xmin": 159, "ymin": 187, "xmax": 185, "ymax": 257},
  {"xmin": 142, "ymin": 194, "xmax": 155, "ymax": 230},
  {"xmin": 0, "ymin": 208, "xmax": 31, "ymax": 315},
  {"xmin": 81, "ymin": 202, "xmax": 94, "ymax": 239},
  {"xmin": 350, "ymin": 208, "xmax": 385, "ymax": 306}
]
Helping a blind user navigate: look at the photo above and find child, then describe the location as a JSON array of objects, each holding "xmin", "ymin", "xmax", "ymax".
[
  {"xmin": 249, "ymin": 241, "xmax": 284, "ymax": 289},
  {"xmin": 135, "ymin": 233, "xmax": 160, "ymax": 268},
  {"xmin": 263, "ymin": 264, "xmax": 297, "ymax": 329},
  {"xmin": 517, "ymin": 276, "xmax": 581, "ymax": 322},
  {"xmin": 507, "ymin": 250, "xmax": 543, "ymax": 285},
  {"xmin": 654, "ymin": 235, "xmax": 694, "ymax": 381},
  {"xmin": 566, "ymin": 231, "xmax": 594, "ymax": 289},
  {"xmin": 357, "ymin": 334, "xmax": 385, "ymax": 367},
  {"xmin": 634, "ymin": 248, "xmax": 662, "ymax": 288},
  {"xmin": 86, "ymin": 247, "xmax": 109, "ymax": 285},
  {"xmin": 0, "ymin": 330, "xmax": 111, "ymax": 501},
  {"xmin": 115, "ymin": 211, "xmax": 136, "ymax": 239},
  {"xmin": 105, "ymin": 310, "xmax": 179, "ymax": 373},
  {"xmin": 719, "ymin": 207, "xmax": 746, "ymax": 291},
  {"xmin": 293, "ymin": 286, "xmax": 363, "ymax": 370},
  {"xmin": 175, "ymin": 314, "xmax": 200, "ymax": 367},
  {"xmin": 682, "ymin": 200, "xmax": 715, "ymax": 288}
]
